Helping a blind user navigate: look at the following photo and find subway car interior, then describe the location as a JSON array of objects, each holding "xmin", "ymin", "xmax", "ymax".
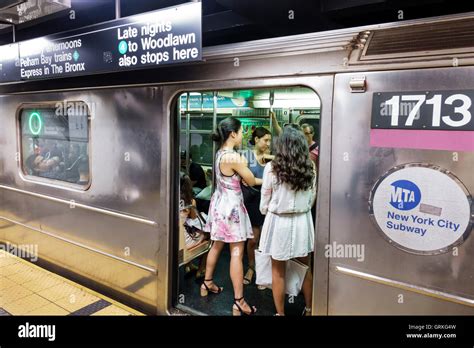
[{"xmin": 176, "ymin": 87, "xmax": 320, "ymax": 315}]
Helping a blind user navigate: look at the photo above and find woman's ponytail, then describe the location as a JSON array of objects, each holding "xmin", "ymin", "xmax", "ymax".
[
  {"xmin": 211, "ymin": 117, "xmax": 241, "ymax": 147},
  {"xmin": 211, "ymin": 130, "xmax": 223, "ymax": 145}
]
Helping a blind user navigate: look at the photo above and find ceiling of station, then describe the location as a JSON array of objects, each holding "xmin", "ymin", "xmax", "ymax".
[
  {"xmin": 0, "ymin": 0, "xmax": 473, "ymax": 46},
  {"xmin": 0, "ymin": 0, "xmax": 70, "ymax": 29}
]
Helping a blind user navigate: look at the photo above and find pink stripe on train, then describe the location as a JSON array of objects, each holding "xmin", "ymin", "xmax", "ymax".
[{"xmin": 370, "ymin": 129, "xmax": 474, "ymax": 152}]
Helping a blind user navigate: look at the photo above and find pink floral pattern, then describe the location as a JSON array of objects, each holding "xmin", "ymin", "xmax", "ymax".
[{"xmin": 205, "ymin": 150, "xmax": 253, "ymax": 243}]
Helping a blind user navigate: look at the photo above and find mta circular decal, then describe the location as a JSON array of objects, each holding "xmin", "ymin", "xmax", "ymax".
[
  {"xmin": 369, "ymin": 164, "xmax": 473, "ymax": 255},
  {"xmin": 389, "ymin": 180, "xmax": 421, "ymax": 211}
]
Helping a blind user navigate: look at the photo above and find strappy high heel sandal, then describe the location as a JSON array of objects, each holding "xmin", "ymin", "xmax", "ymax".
[
  {"xmin": 243, "ymin": 266, "xmax": 255, "ymax": 285},
  {"xmin": 232, "ymin": 297, "xmax": 257, "ymax": 316},
  {"xmin": 200, "ymin": 279, "xmax": 223, "ymax": 297},
  {"xmin": 302, "ymin": 307, "xmax": 311, "ymax": 316}
]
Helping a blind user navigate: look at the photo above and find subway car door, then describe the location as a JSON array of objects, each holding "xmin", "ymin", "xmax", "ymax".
[
  {"xmin": 161, "ymin": 75, "xmax": 334, "ymax": 315},
  {"xmin": 329, "ymin": 68, "xmax": 474, "ymax": 314}
]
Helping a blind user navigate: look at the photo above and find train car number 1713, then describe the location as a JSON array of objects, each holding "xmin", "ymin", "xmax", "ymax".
[{"xmin": 371, "ymin": 91, "xmax": 474, "ymax": 131}]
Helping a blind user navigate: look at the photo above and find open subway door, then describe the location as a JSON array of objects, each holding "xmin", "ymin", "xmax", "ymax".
[
  {"xmin": 329, "ymin": 68, "xmax": 474, "ymax": 314},
  {"xmin": 172, "ymin": 82, "xmax": 330, "ymax": 316},
  {"xmin": 177, "ymin": 88, "xmax": 321, "ymax": 265}
]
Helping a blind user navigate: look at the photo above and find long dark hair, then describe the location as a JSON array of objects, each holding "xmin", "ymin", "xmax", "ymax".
[
  {"xmin": 211, "ymin": 117, "xmax": 241, "ymax": 147},
  {"xmin": 180, "ymin": 175, "xmax": 193, "ymax": 206},
  {"xmin": 249, "ymin": 127, "xmax": 271, "ymax": 146},
  {"xmin": 272, "ymin": 127, "xmax": 314, "ymax": 192}
]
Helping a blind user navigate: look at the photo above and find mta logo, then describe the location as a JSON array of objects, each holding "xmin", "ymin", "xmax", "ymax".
[{"xmin": 389, "ymin": 180, "xmax": 421, "ymax": 211}]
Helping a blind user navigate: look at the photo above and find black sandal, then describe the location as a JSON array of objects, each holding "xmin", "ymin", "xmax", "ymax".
[
  {"xmin": 200, "ymin": 279, "xmax": 223, "ymax": 297},
  {"xmin": 232, "ymin": 297, "xmax": 257, "ymax": 316}
]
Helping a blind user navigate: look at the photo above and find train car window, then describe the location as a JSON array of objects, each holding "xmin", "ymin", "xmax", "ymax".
[
  {"xmin": 190, "ymin": 135, "xmax": 213, "ymax": 166},
  {"xmin": 180, "ymin": 131, "xmax": 187, "ymax": 151},
  {"xmin": 190, "ymin": 117, "xmax": 214, "ymax": 130},
  {"xmin": 19, "ymin": 103, "xmax": 90, "ymax": 188}
]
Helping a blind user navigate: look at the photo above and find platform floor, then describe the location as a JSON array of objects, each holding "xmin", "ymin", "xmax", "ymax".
[{"xmin": 0, "ymin": 249, "xmax": 143, "ymax": 316}]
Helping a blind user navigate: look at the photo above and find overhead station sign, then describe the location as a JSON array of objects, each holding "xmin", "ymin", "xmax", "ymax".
[{"xmin": 0, "ymin": 2, "xmax": 202, "ymax": 83}]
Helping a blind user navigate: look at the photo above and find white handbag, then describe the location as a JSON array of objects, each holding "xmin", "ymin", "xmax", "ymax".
[
  {"xmin": 255, "ymin": 249, "xmax": 272, "ymax": 287},
  {"xmin": 254, "ymin": 250, "xmax": 309, "ymax": 297}
]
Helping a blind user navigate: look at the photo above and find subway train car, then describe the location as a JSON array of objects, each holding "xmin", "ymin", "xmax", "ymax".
[{"xmin": 0, "ymin": 12, "xmax": 473, "ymax": 315}]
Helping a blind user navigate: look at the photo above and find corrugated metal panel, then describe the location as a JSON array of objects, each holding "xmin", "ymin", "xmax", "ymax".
[
  {"xmin": 204, "ymin": 28, "xmax": 358, "ymax": 60},
  {"xmin": 364, "ymin": 18, "xmax": 474, "ymax": 57}
]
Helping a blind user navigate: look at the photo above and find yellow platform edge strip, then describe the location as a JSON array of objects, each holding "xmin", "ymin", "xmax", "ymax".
[{"xmin": 1, "ymin": 250, "xmax": 144, "ymax": 316}]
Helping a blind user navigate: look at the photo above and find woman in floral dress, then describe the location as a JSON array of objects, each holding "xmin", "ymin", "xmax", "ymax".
[{"xmin": 202, "ymin": 117, "xmax": 261, "ymax": 316}]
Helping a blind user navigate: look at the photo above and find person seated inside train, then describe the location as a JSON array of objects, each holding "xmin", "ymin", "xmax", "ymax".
[
  {"xmin": 199, "ymin": 142, "xmax": 213, "ymax": 165},
  {"xmin": 25, "ymin": 154, "xmax": 40, "ymax": 176},
  {"xmin": 38, "ymin": 139, "xmax": 51, "ymax": 158},
  {"xmin": 39, "ymin": 140, "xmax": 64, "ymax": 163},
  {"xmin": 62, "ymin": 144, "xmax": 84, "ymax": 182},
  {"xmin": 180, "ymin": 174, "xmax": 208, "ymax": 278},
  {"xmin": 66, "ymin": 144, "xmax": 81, "ymax": 166},
  {"xmin": 25, "ymin": 153, "xmax": 61, "ymax": 177},
  {"xmin": 180, "ymin": 150, "xmax": 206, "ymax": 193},
  {"xmin": 195, "ymin": 168, "xmax": 212, "ymax": 214},
  {"xmin": 179, "ymin": 150, "xmax": 187, "ymax": 175},
  {"xmin": 49, "ymin": 142, "xmax": 64, "ymax": 160},
  {"xmin": 189, "ymin": 145, "xmax": 207, "ymax": 191},
  {"xmin": 76, "ymin": 156, "xmax": 90, "ymax": 185}
]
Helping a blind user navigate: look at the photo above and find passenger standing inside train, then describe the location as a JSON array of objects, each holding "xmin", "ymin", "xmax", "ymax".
[
  {"xmin": 301, "ymin": 124, "xmax": 319, "ymax": 166},
  {"xmin": 242, "ymin": 127, "xmax": 272, "ymax": 288},
  {"xmin": 301, "ymin": 123, "xmax": 319, "ymax": 228},
  {"xmin": 202, "ymin": 117, "xmax": 260, "ymax": 316},
  {"xmin": 270, "ymin": 111, "xmax": 283, "ymax": 137},
  {"xmin": 259, "ymin": 127, "xmax": 317, "ymax": 316}
]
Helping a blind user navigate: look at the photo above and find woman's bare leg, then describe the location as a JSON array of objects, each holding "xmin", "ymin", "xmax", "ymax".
[
  {"xmin": 230, "ymin": 242, "xmax": 256, "ymax": 314},
  {"xmin": 202, "ymin": 241, "xmax": 224, "ymax": 291},
  {"xmin": 271, "ymin": 258, "xmax": 286, "ymax": 315},
  {"xmin": 297, "ymin": 255, "xmax": 313, "ymax": 310},
  {"xmin": 244, "ymin": 226, "xmax": 261, "ymax": 283}
]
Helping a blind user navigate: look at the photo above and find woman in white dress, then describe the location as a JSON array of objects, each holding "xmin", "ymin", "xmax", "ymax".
[{"xmin": 259, "ymin": 127, "xmax": 317, "ymax": 316}]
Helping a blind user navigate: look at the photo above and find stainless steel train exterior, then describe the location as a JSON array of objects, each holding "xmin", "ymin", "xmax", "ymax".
[{"xmin": 1, "ymin": 12, "xmax": 473, "ymax": 315}]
